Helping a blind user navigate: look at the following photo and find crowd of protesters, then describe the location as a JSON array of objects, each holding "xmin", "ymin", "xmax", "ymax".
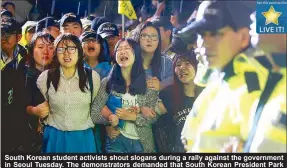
[{"xmin": 1, "ymin": 0, "xmax": 286, "ymax": 153}]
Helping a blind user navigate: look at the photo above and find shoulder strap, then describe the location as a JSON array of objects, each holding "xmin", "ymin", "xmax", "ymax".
[
  {"xmin": 244, "ymin": 72, "xmax": 261, "ymax": 93},
  {"xmin": 85, "ymin": 68, "xmax": 93, "ymax": 104},
  {"xmin": 46, "ymin": 70, "xmax": 52, "ymax": 93},
  {"xmin": 243, "ymin": 71, "xmax": 283, "ymax": 152},
  {"xmin": 46, "ymin": 70, "xmax": 53, "ymax": 103}
]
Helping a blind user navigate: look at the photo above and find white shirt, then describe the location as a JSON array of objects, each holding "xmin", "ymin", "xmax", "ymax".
[
  {"xmin": 120, "ymin": 93, "xmax": 140, "ymax": 140},
  {"xmin": 37, "ymin": 68, "xmax": 100, "ymax": 131}
]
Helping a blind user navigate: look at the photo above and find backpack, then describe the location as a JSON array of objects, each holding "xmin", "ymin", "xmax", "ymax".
[{"xmin": 46, "ymin": 67, "xmax": 94, "ymax": 106}]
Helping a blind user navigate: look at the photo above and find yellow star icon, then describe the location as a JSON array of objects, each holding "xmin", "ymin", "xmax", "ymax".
[{"xmin": 262, "ymin": 5, "xmax": 282, "ymax": 25}]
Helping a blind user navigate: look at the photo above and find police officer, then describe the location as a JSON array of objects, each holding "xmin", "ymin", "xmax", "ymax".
[
  {"xmin": 1, "ymin": 1, "xmax": 16, "ymax": 18},
  {"xmin": 97, "ymin": 22, "xmax": 120, "ymax": 62},
  {"xmin": 180, "ymin": 1, "xmax": 271, "ymax": 152},
  {"xmin": 36, "ymin": 16, "xmax": 60, "ymax": 39},
  {"xmin": 1, "ymin": 9, "xmax": 13, "ymax": 21},
  {"xmin": 234, "ymin": 12, "xmax": 286, "ymax": 153},
  {"xmin": 1, "ymin": 18, "xmax": 33, "ymax": 152}
]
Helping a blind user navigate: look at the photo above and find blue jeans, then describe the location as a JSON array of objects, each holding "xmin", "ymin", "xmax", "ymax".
[{"xmin": 105, "ymin": 134, "xmax": 144, "ymax": 153}]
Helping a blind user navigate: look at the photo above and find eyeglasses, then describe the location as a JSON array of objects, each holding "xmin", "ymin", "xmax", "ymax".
[
  {"xmin": 140, "ymin": 34, "xmax": 158, "ymax": 41},
  {"xmin": 57, "ymin": 46, "xmax": 77, "ymax": 54},
  {"xmin": 83, "ymin": 39, "xmax": 99, "ymax": 44}
]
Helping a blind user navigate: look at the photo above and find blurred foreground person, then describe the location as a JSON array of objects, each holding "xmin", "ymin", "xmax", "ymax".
[
  {"xmin": 224, "ymin": 12, "xmax": 286, "ymax": 153},
  {"xmin": 181, "ymin": 1, "xmax": 271, "ymax": 152}
]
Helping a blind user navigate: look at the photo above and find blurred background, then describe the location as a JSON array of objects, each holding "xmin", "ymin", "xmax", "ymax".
[{"xmin": 2, "ymin": 0, "xmax": 199, "ymax": 24}]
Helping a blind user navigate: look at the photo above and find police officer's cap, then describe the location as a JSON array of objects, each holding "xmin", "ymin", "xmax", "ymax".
[
  {"xmin": 97, "ymin": 22, "xmax": 119, "ymax": 39},
  {"xmin": 151, "ymin": 16, "xmax": 173, "ymax": 31},
  {"xmin": 1, "ymin": 9, "xmax": 13, "ymax": 18},
  {"xmin": 91, "ymin": 17, "xmax": 109, "ymax": 32},
  {"xmin": 1, "ymin": 18, "xmax": 21, "ymax": 34},
  {"xmin": 189, "ymin": 1, "xmax": 255, "ymax": 33},
  {"xmin": 60, "ymin": 13, "xmax": 82, "ymax": 28},
  {"xmin": 36, "ymin": 16, "xmax": 59, "ymax": 32},
  {"xmin": 79, "ymin": 31, "xmax": 101, "ymax": 42}
]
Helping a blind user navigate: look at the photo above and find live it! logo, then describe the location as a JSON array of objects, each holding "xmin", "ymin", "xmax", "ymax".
[{"xmin": 256, "ymin": 0, "xmax": 287, "ymax": 34}]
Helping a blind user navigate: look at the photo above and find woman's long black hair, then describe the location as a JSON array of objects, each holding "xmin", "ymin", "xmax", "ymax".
[
  {"xmin": 172, "ymin": 50, "xmax": 199, "ymax": 112},
  {"xmin": 49, "ymin": 33, "xmax": 88, "ymax": 92},
  {"xmin": 26, "ymin": 32, "xmax": 55, "ymax": 69},
  {"xmin": 131, "ymin": 21, "xmax": 162, "ymax": 80},
  {"xmin": 106, "ymin": 38, "xmax": 147, "ymax": 96}
]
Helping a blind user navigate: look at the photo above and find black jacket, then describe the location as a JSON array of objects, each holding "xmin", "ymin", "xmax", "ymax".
[{"xmin": 1, "ymin": 45, "xmax": 33, "ymax": 152}]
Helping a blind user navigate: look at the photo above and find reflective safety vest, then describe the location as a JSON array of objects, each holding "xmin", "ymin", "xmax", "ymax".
[
  {"xmin": 247, "ymin": 68, "xmax": 286, "ymax": 152},
  {"xmin": 182, "ymin": 52, "xmax": 269, "ymax": 152},
  {"xmin": 0, "ymin": 54, "xmax": 23, "ymax": 71},
  {"xmin": 182, "ymin": 75, "xmax": 224, "ymax": 152}
]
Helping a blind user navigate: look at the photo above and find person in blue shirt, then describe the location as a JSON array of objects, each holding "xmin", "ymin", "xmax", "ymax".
[
  {"xmin": 80, "ymin": 31, "xmax": 111, "ymax": 79},
  {"xmin": 80, "ymin": 31, "xmax": 112, "ymax": 153}
]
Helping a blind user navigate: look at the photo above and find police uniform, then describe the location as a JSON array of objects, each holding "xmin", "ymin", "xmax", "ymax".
[
  {"xmin": 241, "ymin": 47, "xmax": 287, "ymax": 152},
  {"xmin": 1, "ymin": 18, "xmax": 32, "ymax": 152},
  {"xmin": 246, "ymin": 68, "xmax": 286, "ymax": 152},
  {"xmin": 183, "ymin": 52, "xmax": 269, "ymax": 152},
  {"xmin": 180, "ymin": 1, "xmax": 271, "ymax": 152},
  {"xmin": 243, "ymin": 12, "xmax": 287, "ymax": 152}
]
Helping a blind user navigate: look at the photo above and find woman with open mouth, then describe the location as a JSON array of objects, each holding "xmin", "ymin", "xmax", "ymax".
[
  {"xmin": 91, "ymin": 38, "xmax": 159, "ymax": 153},
  {"xmin": 36, "ymin": 33, "xmax": 101, "ymax": 153},
  {"xmin": 25, "ymin": 32, "xmax": 55, "ymax": 152},
  {"xmin": 80, "ymin": 31, "xmax": 112, "ymax": 153},
  {"xmin": 80, "ymin": 31, "xmax": 111, "ymax": 79},
  {"xmin": 152, "ymin": 51, "xmax": 204, "ymax": 152}
]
